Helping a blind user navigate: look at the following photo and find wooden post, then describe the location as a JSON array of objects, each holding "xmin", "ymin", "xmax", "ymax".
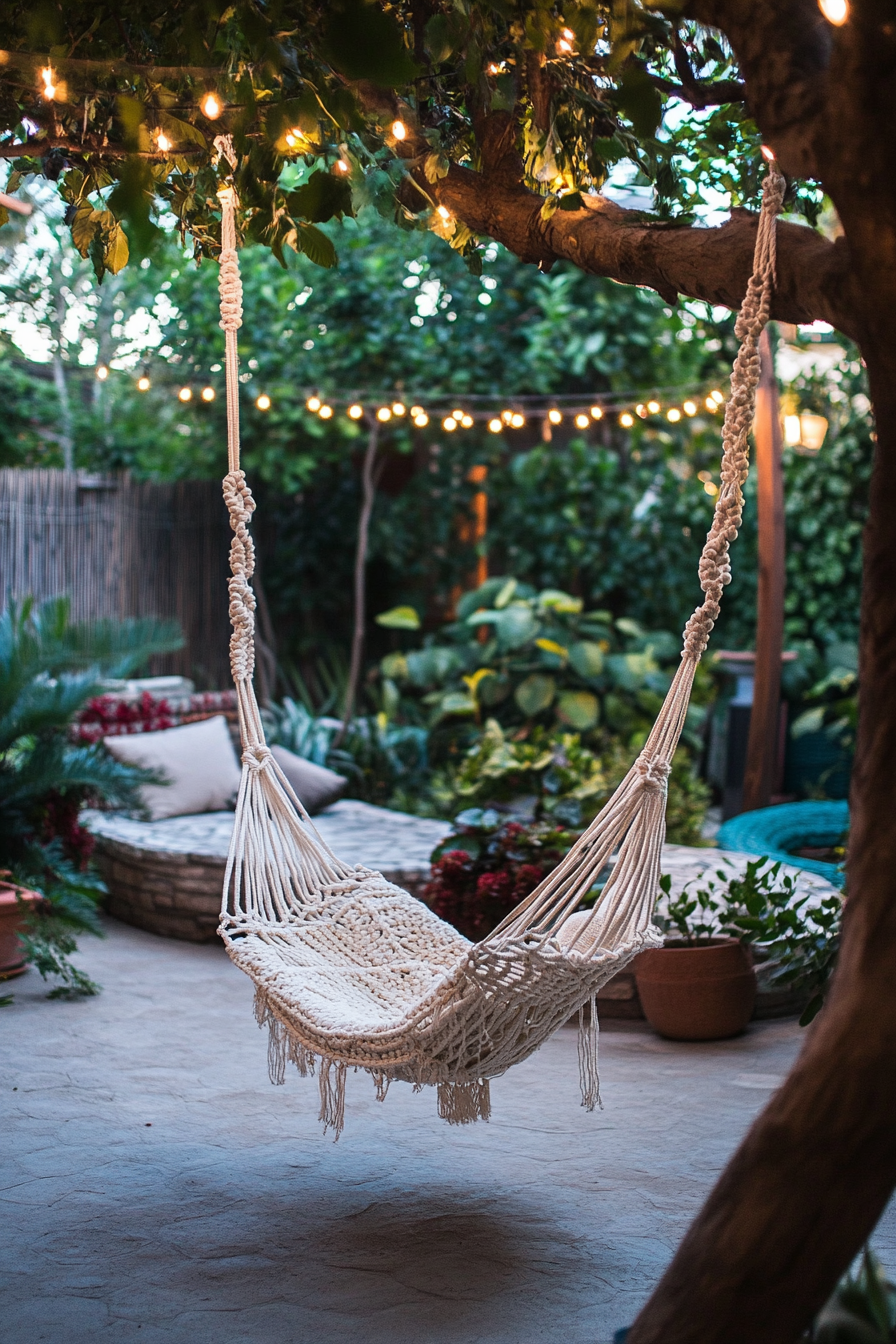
[
  {"xmin": 468, "ymin": 464, "xmax": 489, "ymax": 591},
  {"xmin": 741, "ymin": 326, "xmax": 786, "ymax": 813}
]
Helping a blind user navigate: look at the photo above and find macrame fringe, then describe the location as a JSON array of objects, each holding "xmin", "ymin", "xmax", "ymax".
[
  {"xmin": 437, "ymin": 1079, "xmax": 492, "ymax": 1125},
  {"xmin": 578, "ymin": 993, "xmax": 601, "ymax": 1111},
  {"xmin": 318, "ymin": 1058, "xmax": 347, "ymax": 1138}
]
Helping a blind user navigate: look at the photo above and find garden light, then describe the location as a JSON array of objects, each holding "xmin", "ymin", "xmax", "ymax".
[
  {"xmin": 590, "ymin": 406, "xmax": 603, "ymax": 420},
  {"xmin": 306, "ymin": 395, "xmax": 321, "ymax": 411},
  {"xmin": 548, "ymin": 408, "xmax": 562, "ymax": 425},
  {"xmin": 647, "ymin": 400, "xmax": 660, "ymax": 414},
  {"xmin": 201, "ymin": 386, "xmax": 215, "ymax": 402},
  {"xmin": 785, "ymin": 410, "xmax": 828, "ymax": 454},
  {"xmin": 704, "ymin": 480, "xmax": 719, "ymax": 496},
  {"xmin": 437, "ymin": 205, "xmax": 452, "ymax": 221},
  {"xmin": 410, "ymin": 405, "xmax": 424, "ymax": 417},
  {"xmin": 510, "ymin": 413, "xmax": 525, "ymax": 428},
  {"xmin": 443, "ymin": 416, "xmax": 457, "ymax": 431},
  {"xmin": 575, "ymin": 413, "xmax": 590, "ymax": 429},
  {"xmin": 391, "ymin": 120, "xmax": 407, "ymax": 140},
  {"xmin": 488, "ymin": 418, "xmax": 503, "ymax": 433},
  {"xmin": 761, "ymin": 144, "xmax": 776, "ymax": 163},
  {"xmin": 413, "ymin": 412, "xmax": 429, "ymax": 427},
  {"xmin": 461, "ymin": 414, "xmax": 474, "ymax": 428},
  {"xmin": 377, "ymin": 407, "xmax": 392, "ymax": 422},
  {"xmin": 96, "ymin": 366, "xmax": 109, "ymax": 381},
  {"xmin": 285, "ymin": 129, "xmax": 308, "ymax": 151},
  {"xmin": 178, "ymin": 387, "xmax": 192, "ymax": 402},
  {"xmin": 137, "ymin": 376, "xmax": 151, "ymax": 392},
  {"xmin": 40, "ymin": 67, "xmax": 56, "ymax": 99},
  {"xmin": 319, "ymin": 404, "xmax": 333, "ymax": 419},
  {"xmin": 336, "ymin": 159, "xmax": 349, "ymax": 173},
  {"xmin": 347, "ymin": 403, "xmax": 363, "ymax": 419},
  {"xmin": 392, "ymin": 401, "xmax": 406, "ymax": 415},
  {"xmin": 201, "ymin": 92, "xmax": 223, "ymax": 119},
  {"xmin": 636, "ymin": 404, "xmax": 648, "ymax": 418},
  {"xmin": 683, "ymin": 400, "xmax": 698, "ymax": 416},
  {"xmin": 705, "ymin": 396, "xmax": 719, "ymax": 411},
  {"xmin": 155, "ymin": 130, "xmax": 172, "ymax": 152},
  {"xmin": 256, "ymin": 394, "xmax": 271, "ymax": 411},
  {"xmin": 667, "ymin": 407, "xmax": 682, "ymax": 422},
  {"xmin": 710, "ymin": 389, "xmax": 725, "ymax": 404},
  {"xmin": 619, "ymin": 412, "xmax": 634, "ymax": 428},
  {"xmin": 818, "ymin": 0, "xmax": 848, "ymax": 23}
]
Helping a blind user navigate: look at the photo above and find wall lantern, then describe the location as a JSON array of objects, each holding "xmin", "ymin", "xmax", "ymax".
[{"xmin": 783, "ymin": 410, "xmax": 829, "ymax": 455}]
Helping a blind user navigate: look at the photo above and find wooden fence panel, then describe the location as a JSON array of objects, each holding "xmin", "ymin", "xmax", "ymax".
[{"xmin": 0, "ymin": 470, "xmax": 232, "ymax": 687}]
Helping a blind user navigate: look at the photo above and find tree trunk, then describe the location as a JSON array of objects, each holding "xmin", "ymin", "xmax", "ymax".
[
  {"xmin": 52, "ymin": 351, "xmax": 74, "ymax": 473},
  {"xmin": 626, "ymin": 340, "xmax": 896, "ymax": 1343},
  {"xmin": 336, "ymin": 421, "xmax": 380, "ymax": 743}
]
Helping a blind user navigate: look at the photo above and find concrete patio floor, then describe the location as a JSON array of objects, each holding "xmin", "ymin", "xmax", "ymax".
[{"xmin": 4, "ymin": 919, "xmax": 895, "ymax": 1344}]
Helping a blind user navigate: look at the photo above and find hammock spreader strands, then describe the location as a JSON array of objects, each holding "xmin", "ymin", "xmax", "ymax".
[{"xmin": 215, "ymin": 137, "xmax": 785, "ymax": 1137}]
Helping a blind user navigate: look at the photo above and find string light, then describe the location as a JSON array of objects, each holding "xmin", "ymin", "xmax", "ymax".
[
  {"xmin": 256, "ymin": 394, "xmax": 271, "ymax": 411},
  {"xmin": 336, "ymin": 159, "xmax": 350, "ymax": 173},
  {"xmin": 391, "ymin": 120, "xmax": 408, "ymax": 140},
  {"xmin": 647, "ymin": 400, "xmax": 661, "ymax": 414},
  {"xmin": 667, "ymin": 407, "xmax": 682, "ymax": 422},
  {"xmin": 443, "ymin": 416, "xmax": 458, "ymax": 431},
  {"xmin": 510, "ymin": 413, "xmax": 525, "ymax": 428},
  {"xmin": 619, "ymin": 412, "xmax": 634, "ymax": 428},
  {"xmin": 683, "ymin": 400, "xmax": 697, "ymax": 416},
  {"xmin": 548, "ymin": 408, "xmax": 563, "ymax": 425},
  {"xmin": 460, "ymin": 414, "xmax": 474, "ymax": 428},
  {"xmin": 818, "ymin": 0, "xmax": 848, "ymax": 22},
  {"xmin": 590, "ymin": 406, "xmax": 603, "ymax": 420},
  {"xmin": 488, "ymin": 418, "xmax": 503, "ymax": 433},
  {"xmin": 377, "ymin": 407, "xmax": 392, "ymax": 422},
  {"xmin": 155, "ymin": 130, "xmax": 172, "ymax": 153},
  {"xmin": 201, "ymin": 386, "xmax": 215, "ymax": 402},
  {"xmin": 319, "ymin": 404, "xmax": 333, "ymax": 419},
  {"xmin": 392, "ymin": 401, "xmax": 406, "ymax": 416},
  {"xmin": 635, "ymin": 404, "xmax": 647, "ymax": 419},
  {"xmin": 96, "ymin": 366, "xmax": 109, "ymax": 381},
  {"xmin": 201, "ymin": 92, "xmax": 223, "ymax": 120},
  {"xmin": 306, "ymin": 395, "xmax": 321, "ymax": 412},
  {"xmin": 410, "ymin": 405, "xmax": 425, "ymax": 417},
  {"xmin": 413, "ymin": 412, "xmax": 429, "ymax": 427},
  {"xmin": 575, "ymin": 413, "xmax": 590, "ymax": 429},
  {"xmin": 761, "ymin": 145, "xmax": 776, "ymax": 163},
  {"xmin": 710, "ymin": 389, "xmax": 725, "ymax": 404},
  {"xmin": 347, "ymin": 403, "xmax": 364, "ymax": 419},
  {"xmin": 178, "ymin": 387, "xmax": 192, "ymax": 402},
  {"xmin": 502, "ymin": 410, "xmax": 514, "ymax": 424},
  {"xmin": 705, "ymin": 396, "xmax": 718, "ymax": 412},
  {"xmin": 437, "ymin": 205, "xmax": 452, "ymax": 221},
  {"xmin": 137, "ymin": 376, "xmax": 151, "ymax": 392},
  {"xmin": 40, "ymin": 67, "xmax": 56, "ymax": 100},
  {"xmin": 557, "ymin": 37, "xmax": 573, "ymax": 52},
  {"xmin": 285, "ymin": 129, "xmax": 308, "ymax": 151}
]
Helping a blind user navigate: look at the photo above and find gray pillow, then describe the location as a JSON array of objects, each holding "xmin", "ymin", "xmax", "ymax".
[{"xmin": 270, "ymin": 744, "xmax": 348, "ymax": 815}]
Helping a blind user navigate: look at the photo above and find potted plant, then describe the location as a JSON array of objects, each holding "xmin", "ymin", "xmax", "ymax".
[
  {"xmin": 635, "ymin": 858, "xmax": 843, "ymax": 1040},
  {"xmin": 0, "ymin": 871, "xmax": 40, "ymax": 979}
]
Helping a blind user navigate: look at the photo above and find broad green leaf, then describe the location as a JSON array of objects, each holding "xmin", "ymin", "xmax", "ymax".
[
  {"xmin": 375, "ymin": 604, "xmax": 420, "ymax": 629},
  {"xmin": 614, "ymin": 67, "xmax": 663, "ymax": 140},
  {"xmin": 157, "ymin": 113, "xmax": 207, "ymax": 149},
  {"xmin": 70, "ymin": 203, "xmax": 100, "ymax": 256},
  {"xmin": 556, "ymin": 690, "xmax": 599, "ymax": 731},
  {"xmin": 494, "ymin": 578, "xmax": 518, "ymax": 609},
  {"xmin": 557, "ymin": 192, "xmax": 583, "ymax": 211},
  {"xmin": 405, "ymin": 646, "xmax": 458, "ymax": 686},
  {"xmin": 323, "ymin": 0, "xmax": 418, "ymax": 86},
  {"xmin": 615, "ymin": 617, "xmax": 644, "ymax": 639},
  {"xmin": 438, "ymin": 690, "xmax": 477, "ymax": 716},
  {"xmin": 494, "ymin": 604, "xmax": 537, "ymax": 651},
  {"xmin": 536, "ymin": 637, "xmax": 568, "ymax": 659},
  {"xmin": 287, "ymin": 170, "xmax": 354, "ymax": 224},
  {"xmin": 380, "ymin": 652, "xmax": 408, "ymax": 680},
  {"xmin": 298, "ymin": 223, "xmax": 337, "ymax": 268},
  {"xmin": 569, "ymin": 640, "xmax": 605, "ymax": 678},
  {"xmin": 538, "ymin": 588, "xmax": 583, "ymax": 613},
  {"xmin": 424, "ymin": 152, "xmax": 450, "ymax": 184},
  {"xmin": 103, "ymin": 221, "xmax": 129, "ymax": 274},
  {"xmin": 515, "ymin": 673, "xmax": 556, "ymax": 716},
  {"xmin": 791, "ymin": 707, "xmax": 826, "ymax": 738},
  {"xmin": 462, "ymin": 667, "xmax": 495, "ymax": 698}
]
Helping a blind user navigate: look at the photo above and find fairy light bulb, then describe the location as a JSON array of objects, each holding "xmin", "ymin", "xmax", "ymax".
[
  {"xmin": 488, "ymin": 418, "xmax": 503, "ymax": 433},
  {"xmin": 285, "ymin": 129, "xmax": 307, "ymax": 151},
  {"xmin": 256, "ymin": 394, "xmax": 271, "ymax": 411},
  {"xmin": 336, "ymin": 159, "xmax": 349, "ymax": 173},
  {"xmin": 501, "ymin": 410, "xmax": 513, "ymax": 424},
  {"xmin": 306, "ymin": 395, "xmax": 321, "ymax": 412},
  {"xmin": 667, "ymin": 407, "xmax": 682, "ymax": 422},
  {"xmin": 392, "ymin": 401, "xmax": 406, "ymax": 416},
  {"xmin": 706, "ymin": 396, "xmax": 719, "ymax": 412},
  {"xmin": 710, "ymin": 389, "xmax": 725, "ymax": 404},
  {"xmin": 413, "ymin": 412, "xmax": 429, "ymax": 427},
  {"xmin": 590, "ymin": 406, "xmax": 603, "ymax": 420},
  {"xmin": 619, "ymin": 412, "xmax": 634, "ymax": 428},
  {"xmin": 201, "ymin": 386, "xmax": 215, "ymax": 402},
  {"xmin": 347, "ymin": 403, "xmax": 364, "ymax": 419},
  {"xmin": 647, "ymin": 400, "xmax": 661, "ymax": 414},
  {"xmin": 319, "ymin": 404, "xmax": 333, "ymax": 419},
  {"xmin": 410, "ymin": 405, "xmax": 424, "ymax": 417},
  {"xmin": 391, "ymin": 120, "xmax": 407, "ymax": 141},
  {"xmin": 510, "ymin": 413, "xmax": 525, "ymax": 428},
  {"xmin": 155, "ymin": 130, "xmax": 172, "ymax": 152},
  {"xmin": 575, "ymin": 413, "xmax": 589, "ymax": 429},
  {"xmin": 683, "ymin": 400, "xmax": 698, "ymax": 416},
  {"xmin": 437, "ymin": 205, "xmax": 452, "ymax": 221},
  {"xmin": 818, "ymin": 0, "xmax": 848, "ymax": 22},
  {"xmin": 96, "ymin": 366, "xmax": 109, "ymax": 381},
  {"xmin": 137, "ymin": 376, "xmax": 151, "ymax": 392},
  {"xmin": 442, "ymin": 416, "xmax": 457, "ymax": 431},
  {"xmin": 201, "ymin": 92, "xmax": 223, "ymax": 120},
  {"xmin": 178, "ymin": 387, "xmax": 192, "ymax": 402},
  {"xmin": 40, "ymin": 67, "xmax": 56, "ymax": 100},
  {"xmin": 377, "ymin": 407, "xmax": 392, "ymax": 422},
  {"xmin": 461, "ymin": 414, "xmax": 474, "ymax": 428},
  {"xmin": 636, "ymin": 404, "xmax": 648, "ymax": 419},
  {"xmin": 548, "ymin": 408, "xmax": 563, "ymax": 425}
]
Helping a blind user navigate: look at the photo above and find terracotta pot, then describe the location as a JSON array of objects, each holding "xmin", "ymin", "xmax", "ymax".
[
  {"xmin": 634, "ymin": 938, "xmax": 756, "ymax": 1041},
  {"xmin": 0, "ymin": 882, "xmax": 41, "ymax": 979}
]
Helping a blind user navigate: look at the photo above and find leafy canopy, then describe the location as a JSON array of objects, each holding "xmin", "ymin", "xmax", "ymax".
[{"xmin": 0, "ymin": 2, "xmax": 820, "ymax": 279}]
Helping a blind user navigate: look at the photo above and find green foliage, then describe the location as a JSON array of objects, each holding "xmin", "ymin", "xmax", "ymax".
[
  {"xmin": 0, "ymin": 596, "xmax": 182, "ymax": 997},
  {"xmin": 811, "ymin": 1248, "xmax": 896, "ymax": 1343},
  {"xmin": 657, "ymin": 857, "xmax": 843, "ymax": 1025}
]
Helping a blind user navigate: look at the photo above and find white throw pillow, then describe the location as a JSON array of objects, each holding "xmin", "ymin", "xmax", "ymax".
[
  {"xmin": 105, "ymin": 715, "xmax": 242, "ymax": 820},
  {"xmin": 270, "ymin": 744, "xmax": 348, "ymax": 815}
]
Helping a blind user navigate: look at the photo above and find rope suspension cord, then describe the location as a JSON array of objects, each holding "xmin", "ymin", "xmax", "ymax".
[{"xmin": 212, "ymin": 136, "xmax": 785, "ymax": 1136}]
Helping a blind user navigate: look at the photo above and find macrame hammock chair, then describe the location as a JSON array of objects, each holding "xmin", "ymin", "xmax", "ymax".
[{"xmin": 214, "ymin": 136, "xmax": 785, "ymax": 1137}]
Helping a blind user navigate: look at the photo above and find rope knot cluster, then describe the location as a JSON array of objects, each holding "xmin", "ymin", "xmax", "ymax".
[
  {"xmin": 636, "ymin": 752, "xmax": 671, "ymax": 794},
  {"xmin": 243, "ymin": 745, "xmax": 272, "ymax": 771},
  {"xmin": 223, "ymin": 469, "xmax": 257, "ymax": 683}
]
